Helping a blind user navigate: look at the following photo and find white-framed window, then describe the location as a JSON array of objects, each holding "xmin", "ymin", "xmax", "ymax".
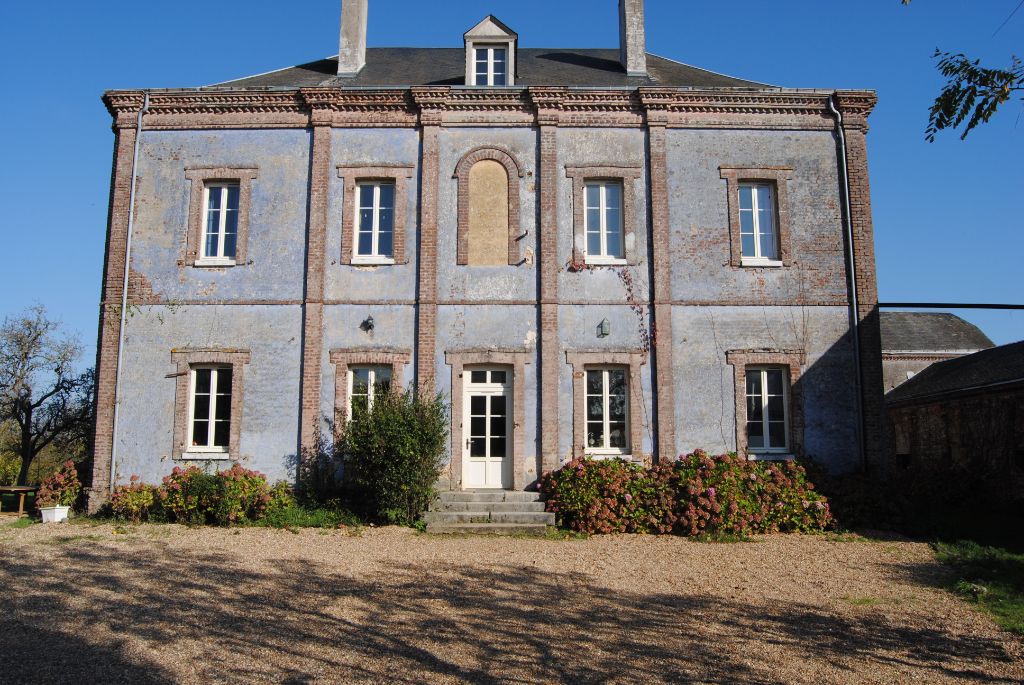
[
  {"xmin": 584, "ymin": 181, "xmax": 625, "ymax": 264},
  {"xmin": 354, "ymin": 182, "xmax": 395, "ymax": 263},
  {"xmin": 745, "ymin": 367, "xmax": 789, "ymax": 453},
  {"xmin": 200, "ymin": 182, "xmax": 240, "ymax": 265},
  {"xmin": 585, "ymin": 367, "xmax": 629, "ymax": 455},
  {"xmin": 739, "ymin": 182, "xmax": 779, "ymax": 263},
  {"xmin": 188, "ymin": 366, "xmax": 233, "ymax": 452},
  {"xmin": 474, "ymin": 46, "xmax": 507, "ymax": 86},
  {"xmin": 349, "ymin": 366, "xmax": 393, "ymax": 416}
]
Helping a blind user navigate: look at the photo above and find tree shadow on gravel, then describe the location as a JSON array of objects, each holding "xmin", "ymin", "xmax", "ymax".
[{"xmin": 0, "ymin": 540, "xmax": 1021, "ymax": 684}]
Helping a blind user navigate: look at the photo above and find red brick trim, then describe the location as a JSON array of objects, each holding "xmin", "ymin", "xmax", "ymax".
[
  {"xmin": 565, "ymin": 165, "xmax": 642, "ymax": 266},
  {"xmin": 88, "ymin": 127, "xmax": 138, "ymax": 510},
  {"xmin": 337, "ymin": 165, "xmax": 414, "ymax": 265},
  {"xmin": 537, "ymin": 122, "xmax": 561, "ymax": 474},
  {"xmin": 415, "ymin": 123, "xmax": 441, "ymax": 394},
  {"xmin": 565, "ymin": 351, "xmax": 647, "ymax": 460},
  {"xmin": 718, "ymin": 166, "xmax": 794, "ymax": 267},
  {"xmin": 726, "ymin": 350, "xmax": 806, "ymax": 458},
  {"xmin": 445, "ymin": 350, "xmax": 531, "ymax": 491},
  {"xmin": 453, "ymin": 146, "xmax": 526, "ymax": 266},
  {"xmin": 170, "ymin": 348, "xmax": 251, "ymax": 461},
  {"xmin": 328, "ymin": 349, "xmax": 412, "ymax": 425},
  {"xmin": 299, "ymin": 125, "xmax": 332, "ymax": 451},
  {"xmin": 182, "ymin": 167, "xmax": 258, "ymax": 267}
]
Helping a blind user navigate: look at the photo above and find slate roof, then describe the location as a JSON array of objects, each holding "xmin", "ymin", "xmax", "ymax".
[
  {"xmin": 211, "ymin": 48, "xmax": 767, "ymax": 89},
  {"xmin": 880, "ymin": 312, "xmax": 995, "ymax": 354},
  {"xmin": 885, "ymin": 340, "xmax": 1024, "ymax": 405}
]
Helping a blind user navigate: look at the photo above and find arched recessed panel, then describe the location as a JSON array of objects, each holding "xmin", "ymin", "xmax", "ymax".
[{"xmin": 467, "ymin": 160, "xmax": 510, "ymax": 266}]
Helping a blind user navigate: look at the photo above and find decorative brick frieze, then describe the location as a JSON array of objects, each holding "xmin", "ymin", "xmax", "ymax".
[
  {"xmin": 182, "ymin": 167, "xmax": 259, "ymax": 268},
  {"xmin": 88, "ymin": 126, "xmax": 137, "ymax": 510},
  {"xmin": 453, "ymin": 146, "xmax": 527, "ymax": 266},
  {"xmin": 299, "ymin": 125, "xmax": 332, "ymax": 452},
  {"xmin": 329, "ymin": 349, "xmax": 411, "ymax": 426},
  {"xmin": 445, "ymin": 350, "xmax": 531, "ymax": 491},
  {"xmin": 415, "ymin": 124, "xmax": 441, "ymax": 393},
  {"xmin": 102, "ymin": 88, "xmax": 877, "ymax": 132},
  {"xmin": 565, "ymin": 351, "xmax": 648, "ymax": 460},
  {"xmin": 336, "ymin": 164, "xmax": 414, "ymax": 265},
  {"xmin": 726, "ymin": 350, "xmax": 807, "ymax": 458},
  {"xmin": 565, "ymin": 165, "xmax": 643, "ymax": 266},
  {"xmin": 718, "ymin": 166, "xmax": 795, "ymax": 267},
  {"xmin": 170, "ymin": 348, "xmax": 251, "ymax": 460}
]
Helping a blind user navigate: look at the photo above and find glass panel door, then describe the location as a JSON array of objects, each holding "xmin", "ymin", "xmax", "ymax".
[{"xmin": 463, "ymin": 367, "xmax": 512, "ymax": 489}]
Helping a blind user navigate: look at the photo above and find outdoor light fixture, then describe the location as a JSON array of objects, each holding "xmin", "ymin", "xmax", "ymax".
[
  {"xmin": 361, "ymin": 316, "xmax": 375, "ymax": 332},
  {"xmin": 598, "ymin": 318, "xmax": 611, "ymax": 338}
]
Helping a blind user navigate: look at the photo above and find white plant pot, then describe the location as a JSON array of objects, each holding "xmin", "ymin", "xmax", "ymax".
[{"xmin": 40, "ymin": 505, "xmax": 70, "ymax": 523}]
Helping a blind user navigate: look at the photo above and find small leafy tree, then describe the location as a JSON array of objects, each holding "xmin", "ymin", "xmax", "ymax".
[
  {"xmin": 0, "ymin": 306, "xmax": 94, "ymax": 485},
  {"xmin": 343, "ymin": 387, "xmax": 448, "ymax": 526}
]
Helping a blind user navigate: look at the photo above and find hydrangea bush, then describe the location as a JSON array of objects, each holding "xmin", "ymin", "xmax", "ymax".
[
  {"xmin": 35, "ymin": 460, "xmax": 81, "ymax": 509},
  {"xmin": 540, "ymin": 451, "xmax": 831, "ymax": 536}
]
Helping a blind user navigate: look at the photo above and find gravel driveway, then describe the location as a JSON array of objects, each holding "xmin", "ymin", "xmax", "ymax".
[{"xmin": 0, "ymin": 521, "xmax": 1021, "ymax": 684}]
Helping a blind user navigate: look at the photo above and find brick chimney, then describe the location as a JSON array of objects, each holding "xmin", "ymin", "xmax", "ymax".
[
  {"xmin": 619, "ymin": 0, "xmax": 647, "ymax": 77},
  {"xmin": 338, "ymin": 0, "xmax": 368, "ymax": 77}
]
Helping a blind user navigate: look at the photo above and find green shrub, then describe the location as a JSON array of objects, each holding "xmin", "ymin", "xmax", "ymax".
[
  {"xmin": 35, "ymin": 460, "xmax": 81, "ymax": 509},
  {"xmin": 540, "ymin": 451, "xmax": 831, "ymax": 537},
  {"xmin": 156, "ymin": 466, "xmax": 220, "ymax": 525},
  {"xmin": 0, "ymin": 454, "xmax": 19, "ymax": 486},
  {"xmin": 213, "ymin": 463, "xmax": 274, "ymax": 525},
  {"xmin": 343, "ymin": 387, "xmax": 448, "ymax": 526},
  {"xmin": 110, "ymin": 476, "xmax": 159, "ymax": 523}
]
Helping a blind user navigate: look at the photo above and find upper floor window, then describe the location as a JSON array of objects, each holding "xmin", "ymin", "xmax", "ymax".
[
  {"xmin": 739, "ymin": 182, "xmax": 778, "ymax": 262},
  {"xmin": 474, "ymin": 46, "xmax": 507, "ymax": 86},
  {"xmin": 189, "ymin": 366, "xmax": 233, "ymax": 453},
  {"xmin": 355, "ymin": 182, "xmax": 395, "ymax": 263},
  {"xmin": 349, "ymin": 366, "xmax": 392, "ymax": 416},
  {"xmin": 201, "ymin": 182, "xmax": 240, "ymax": 265},
  {"xmin": 585, "ymin": 367, "xmax": 629, "ymax": 455},
  {"xmin": 745, "ymin": 367, "xmax": 789, "ymax": 453},
  {"xmin": 585, "ymin": 181, "xmax": 625, "ymax": 264}
]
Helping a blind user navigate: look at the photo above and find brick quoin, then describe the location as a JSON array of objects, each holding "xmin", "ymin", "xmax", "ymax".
[{"xmin": 413, "ymin": 95, "xmax": 441, "ymax": 394}]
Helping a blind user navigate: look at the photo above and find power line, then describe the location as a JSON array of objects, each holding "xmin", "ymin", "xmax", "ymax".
[{"xmin": 993, "ymin": 0, "xmax": 1024, "ymax": 37}]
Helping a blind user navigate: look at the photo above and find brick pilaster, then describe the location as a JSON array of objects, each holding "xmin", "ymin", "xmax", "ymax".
[
  {"xmin": 533, "ymin": 94, "xmax": 562, "ymax": 473},
  {"xmin": 415, "ymin": 116, "xmax": 440, "ymax": 394},
  {"xmin": 299, "ymin": 123, "xmax": 332, "ymax": 452},
  {"xmin": 644, "ymin": 119, "xmax": 677, "ymax": 462},
  {"xmin": 87, "ymin": 122, "xmax": 139, "ymax": 511},
  {"xmin": 836, "ymin": 95, "xmax": 885, "ymax": 470}
]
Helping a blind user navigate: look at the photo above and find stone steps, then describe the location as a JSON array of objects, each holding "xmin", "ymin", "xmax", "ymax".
[{"xmin": 426, "ymin": 490, "xmax": 555, "ymax": 535}]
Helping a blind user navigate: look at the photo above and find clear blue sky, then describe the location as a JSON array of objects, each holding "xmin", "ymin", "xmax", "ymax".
[{"xmin": 1, "ymin": 0, "xmax": 1021, "ymax": 365}]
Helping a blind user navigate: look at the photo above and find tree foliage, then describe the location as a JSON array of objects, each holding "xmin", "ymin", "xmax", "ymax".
[
  {"xmin": 0, "ymin": 306, "xmax": 94, "ymax": 485},
  {"xmin": 903, "ymin": 0, "xmax": 1024, "ymax": 141}
]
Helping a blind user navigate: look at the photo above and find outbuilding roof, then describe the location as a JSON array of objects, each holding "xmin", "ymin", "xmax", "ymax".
[
  {"xmin": 880, "ymin": 312, "xmax": 994, "ymax": 354},
  {"xmin": 885, "ymin": 340, "xmax": 1024, "ymax": 405},
  {"xmin": 210, "ymin": 48, "xmax": 767, "ymax": 89}
]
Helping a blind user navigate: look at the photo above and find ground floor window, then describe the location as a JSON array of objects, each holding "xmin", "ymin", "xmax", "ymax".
[
  {"xmin": 349, "ymin": 366, "xmax": 393, "ymax": 416},
  {"xmin": 745, "ymin": 366, "xmax": 789, "ymax": 453},
  {"xmin": 189, "ymin": 366, "xmax": 233, "ymax": 452},
  {"xmin": 586, "ymin": 367, "xmax": 629, "ymax": 455}
]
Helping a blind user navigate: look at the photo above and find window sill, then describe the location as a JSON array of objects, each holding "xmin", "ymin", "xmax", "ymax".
[
  {"xmin": 180, "ymin": 449, "xmax": 231, "ymax": 460},
  {"xmin": 193, "ymin": 259, "xmax": 237, "ymax": 268},
  {"xmin": 351, "ymin": 257, "xmax": 396, "ymax": 266},
  {"xmin": 583, "ymin": 258, "xmax": 627, "ymax": 267},
  {"xmin": 585, "ymin": 450, "xmax": 632, "ymax": 460},
  {"xmin": 740, "ymin": 258, "xmax": 783, "ymax": 268},
  {"xmin": 746, "ymin": 452, "xmax": 795, "ymax": 461}
]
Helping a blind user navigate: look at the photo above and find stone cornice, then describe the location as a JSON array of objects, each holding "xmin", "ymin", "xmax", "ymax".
[{"xmin": 102, "ymin": 87, "xmax": 877, "ymax": 131}]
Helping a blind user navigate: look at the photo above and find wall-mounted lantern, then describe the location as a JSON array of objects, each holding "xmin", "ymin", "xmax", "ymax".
[
  {"xmin": 597, "ymin": 318, "xmax": 611, "ymax": 338},
  {"xmin": 360, "ymin": 316, "xmax": 375, "ymax": 332}
]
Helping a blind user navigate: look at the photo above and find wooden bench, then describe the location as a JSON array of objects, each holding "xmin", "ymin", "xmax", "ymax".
[{"xmin": 0, "ymin": 486, "xmax": 37, "ymax": 519}]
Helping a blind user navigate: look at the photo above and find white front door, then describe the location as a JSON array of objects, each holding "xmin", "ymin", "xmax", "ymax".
[{"xmin": 463, "ymin": 367, "xmax": 512, "ymax": 489}]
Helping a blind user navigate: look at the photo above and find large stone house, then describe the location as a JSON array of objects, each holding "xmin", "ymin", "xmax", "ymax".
[{"xmin": 87, "ymin": 0, "xmax": 884, "ymax": 508}]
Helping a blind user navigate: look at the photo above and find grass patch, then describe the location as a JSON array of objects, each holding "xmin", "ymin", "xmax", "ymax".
[
  {"xmin": 251, "ymin": 501, "xmax": 362, "ymax": 532},
  {"xmin": 693, "ymin": 531, "xmax": 752, "ymax": 544},
  {"xmin": 843, "ymin": 595, "xmax": 882, "ymax": 606},
  {"xmin": 3, "ymin": 517, "xmax": 35, "ymax": 529},
  {"xmin": 934, "ymin": 540, "xmax": 1024, "ymax": 635}
]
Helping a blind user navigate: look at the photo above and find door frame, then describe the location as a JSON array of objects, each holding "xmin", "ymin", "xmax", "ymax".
[
  {"xmin": 462, "ymin": 366, "xmax": 512, "ymax": 489},
  {"xmin": 445, "ymin": 350, "xmax": 531, "ymax": 491}
]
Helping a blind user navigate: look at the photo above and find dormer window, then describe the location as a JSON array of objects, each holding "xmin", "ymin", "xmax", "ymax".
[
  {"xmin": 474, "ymin": 46, "xmax": 507, "ymax": 86},
  {"xmin": 464, "ymin": 15, "xmax": 517, "ymax": 87}
]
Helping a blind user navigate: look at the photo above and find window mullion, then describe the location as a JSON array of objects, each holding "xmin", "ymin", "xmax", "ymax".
[
  {"xmin": 217, "ymin": 187, "xmax": 228, "ymax": 259},
  {"xmin": 603, "ymin": 369, "xmax": 611, "ymax": 449},
  {"xmin": 372, "ymin": 184, "xmax": 381, "ymax": 257},
  {"xmin": 761, "ymin": 370, "xmax": 770, "ymax": 451},
  {"xmin": 599, "ymin": 185, "xmax": 608, "ymax": 257}
]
